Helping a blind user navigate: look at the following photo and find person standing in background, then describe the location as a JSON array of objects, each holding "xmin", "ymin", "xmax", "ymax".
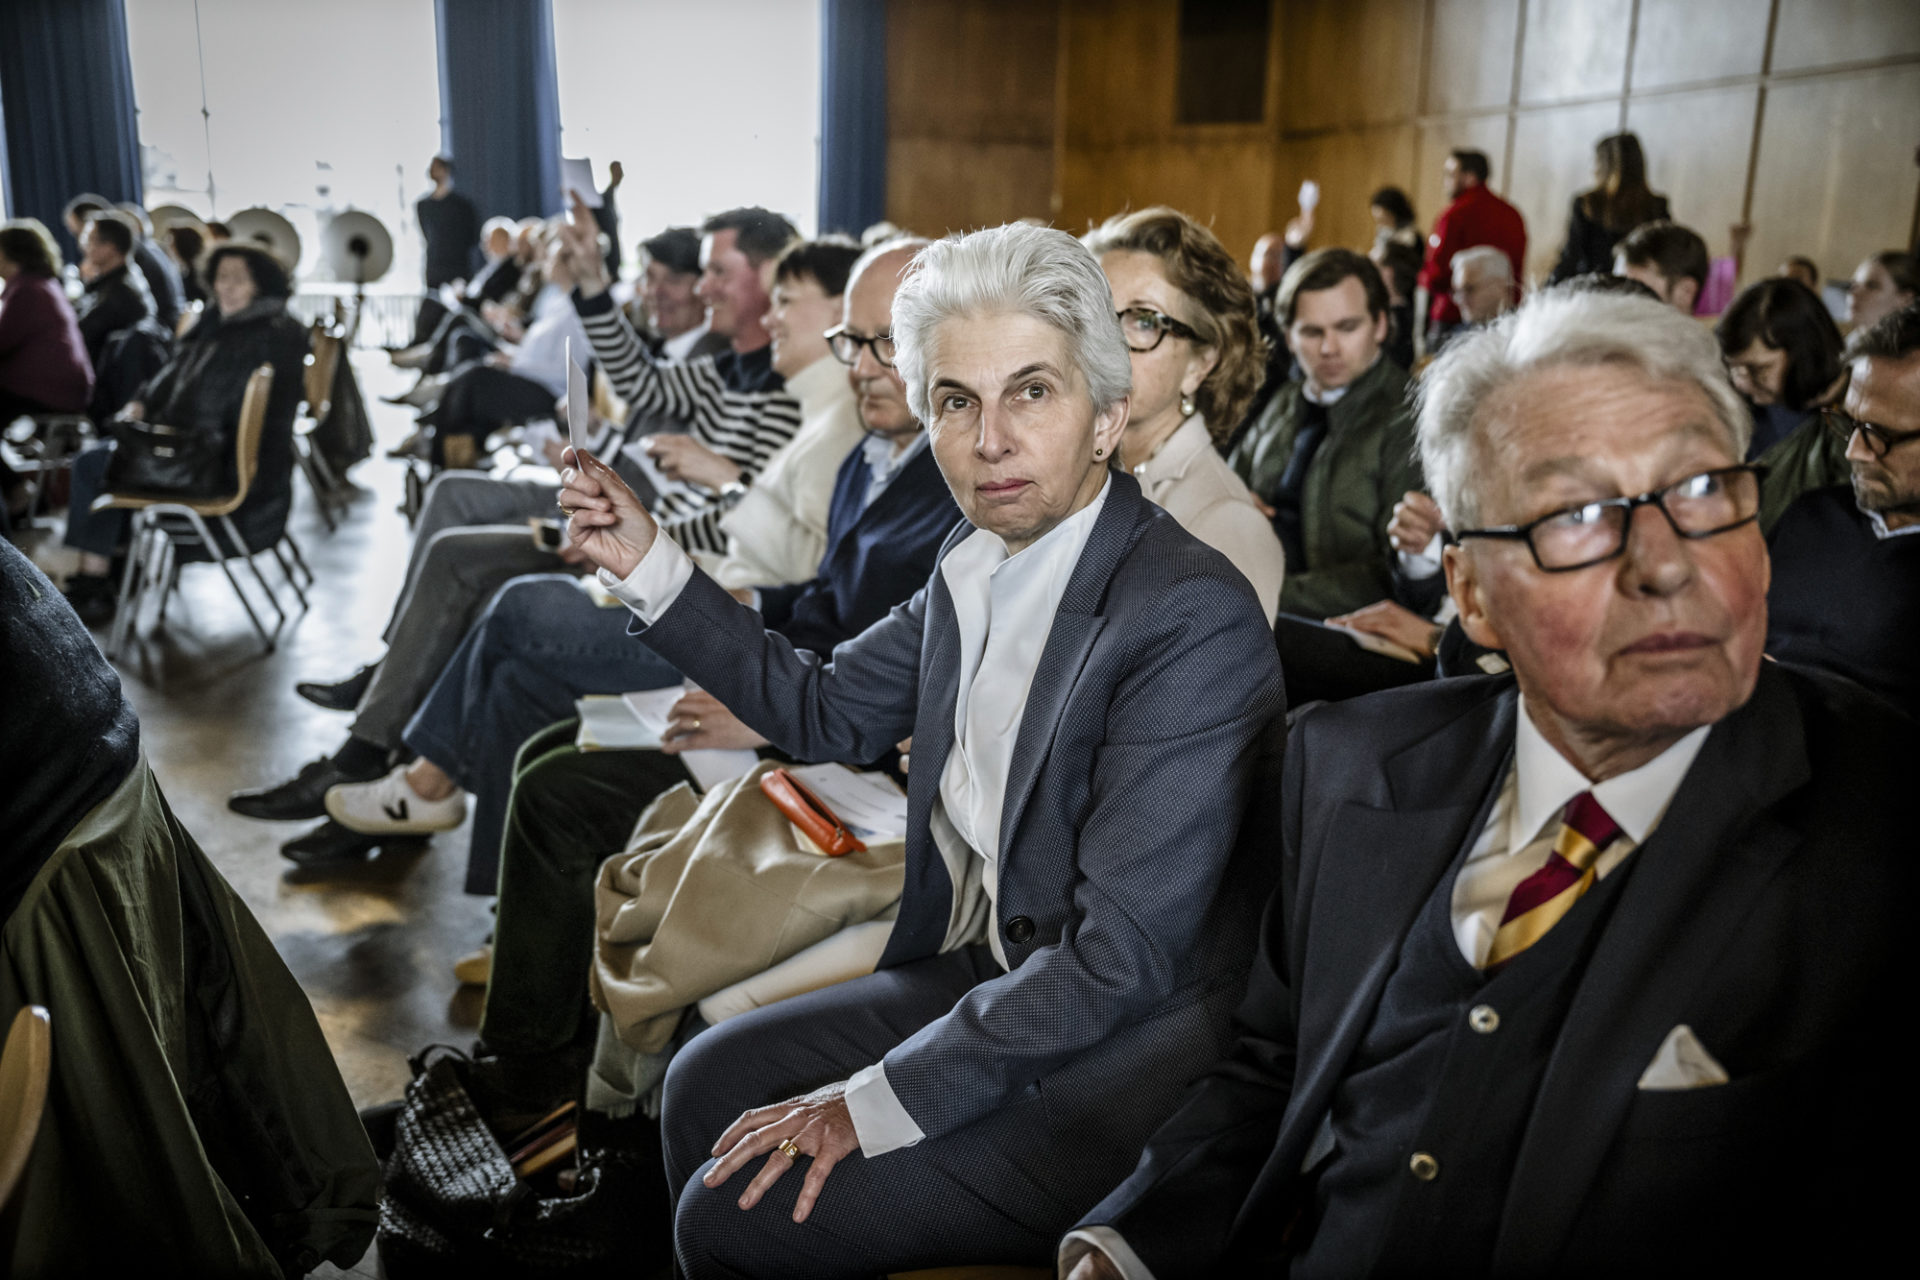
[
  {"xmin": 411, "ymin": 154, "xmax": 481, "ymax": 345},
  {"xmin": 1549, "ymin": 132, "xmax": 1669, "ymax": 283},
  {"xmin": 1416, "ymin": 149, "xmax": 1526, "ymax": 354}
]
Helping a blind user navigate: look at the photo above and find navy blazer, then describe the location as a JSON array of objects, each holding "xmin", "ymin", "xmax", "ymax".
[
  {"xmin": 633, "ymin": 472, "xmax": 1287, "ymax": 1142},
  {"xmin": 1083, "ymin": 662, "xmax": 1913, "ymax": 1276},
  {"xmin": 758, "ymin": 437, "xmax": 960, "ymax": 658}
]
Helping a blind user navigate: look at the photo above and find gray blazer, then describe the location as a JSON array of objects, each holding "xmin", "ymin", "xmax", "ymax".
[{"xmin": 632, "ymin": 471, "xmax": 1287, "ymax": 1142}]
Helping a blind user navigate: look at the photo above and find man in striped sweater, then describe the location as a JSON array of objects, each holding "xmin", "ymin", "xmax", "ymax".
[{"xmin": 227, "ymin": 211, "xmax": 807, "ymax": 858}]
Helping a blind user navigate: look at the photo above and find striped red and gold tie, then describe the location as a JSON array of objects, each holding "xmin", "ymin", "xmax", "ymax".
[{"xmin": 1482, "ymin": 791, "xmax": 1623, "ymax": 969}]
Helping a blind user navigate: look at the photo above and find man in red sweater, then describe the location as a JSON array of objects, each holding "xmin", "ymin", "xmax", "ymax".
[{"xmin": 1417, "ymin": 148, "xmax": 1527, "ymax": 342}]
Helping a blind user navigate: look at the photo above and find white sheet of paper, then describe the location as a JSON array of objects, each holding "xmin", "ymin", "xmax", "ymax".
[
  {"xmin": 565, "ymin": 339, "xmax": 588, "ymax": 455},
  {"xmin": 618, "ymin": 685, "xmax": 683, "ymax": 743},
  {"xmin": 681, "ymin": 749, "xmax": 759, "ymax": 791},
  {"xmin": 574, "ymin": 695, "xmax": 654, "ymax": 750},
  {"xmin": 785, "ymin": 763, "xmax": 909, "ymax": 843},
  {"xmin": 561, "ymin": 156, "xmax": 602, "ymax": 208}
]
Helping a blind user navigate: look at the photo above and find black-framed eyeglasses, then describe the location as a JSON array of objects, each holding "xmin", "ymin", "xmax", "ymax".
[
  {"xmin": 825, "ymin": 324, "xmax": 896, "ymax": 369},
  {"xmin": 1827, "ymin": 411, "xmax": 1920, "ymax": 459},
  {"xmin": 1452, "ymin": 465, "xmax": 1766, "ymax": 572},
  {"xmin": 1116, "ymin": 307, "xmax": 1201, "ymax": 353}
]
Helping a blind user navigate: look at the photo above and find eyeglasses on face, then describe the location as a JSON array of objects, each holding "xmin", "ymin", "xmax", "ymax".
[
  {"xmin": 825, "ymin": 324, "xmax": 896, "ymax": 368},
  {"xmin": 1115, "ymin": 307, "xmax": 1201, "ymax": 353},
  {"xmin": 1827, "ymin": 411, "xmax": 1920, "ymax": 459},
  {"xmin": 1452, "ymin": 465, "xmax": 1765, "ymax": 572}
]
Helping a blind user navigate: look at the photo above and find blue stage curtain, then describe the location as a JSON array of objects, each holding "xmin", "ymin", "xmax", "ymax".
[
  {"xmin": 433, "ymin": 0, "xmax": 562, "ymax": 222},
  {"xmin": 817, "ymin": 0, "xmax": 888, "ymax": 237},
  {"xmin": 0, "ymin": 0, "xmax": 144, "ymax": 261}
]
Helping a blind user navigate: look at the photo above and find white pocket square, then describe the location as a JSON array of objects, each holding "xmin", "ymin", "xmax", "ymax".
[{"xmin": 1637, "ymin": 1023, "xmax": 1731, "ymax": 1091}]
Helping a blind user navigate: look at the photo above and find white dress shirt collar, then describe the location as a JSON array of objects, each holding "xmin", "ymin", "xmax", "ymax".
[
  {"xmin": 858, "ymin": 430, "xmax": 929, "ymax": 512},
  {"xmin": 1511, "ymin": 693, "xmax": 1712, "ymax": 849},
  {"xmin": 660, "ymin": 318, "xmax": 711, "ymax": 363},
  {"xmin": 1865, "ymin": 508, "xmax": 1920, "ymax": 540}
]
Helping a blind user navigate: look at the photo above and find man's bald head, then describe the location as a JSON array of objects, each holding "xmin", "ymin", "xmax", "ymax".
[{"xmin": 845, "ymin": 238, "xmax": 929, "ymax": 438}]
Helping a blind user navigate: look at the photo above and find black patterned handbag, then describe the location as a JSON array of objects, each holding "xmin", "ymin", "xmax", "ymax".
[
  {"xmin": 103, "ymin": 417, "xmax": 226, "ymax": 497},
  {"xmin": 376, "ymin": 1047, "xmax": 630, "ymax": 1278}
]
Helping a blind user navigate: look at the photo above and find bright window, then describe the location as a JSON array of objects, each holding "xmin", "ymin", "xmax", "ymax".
[
  {"xmin": 551, "ymin": 0, "xmax": 822, "ymax": 264},
  {"xmin": 124, "ymin": 0, "xmax": 441, "ymax": 284}
]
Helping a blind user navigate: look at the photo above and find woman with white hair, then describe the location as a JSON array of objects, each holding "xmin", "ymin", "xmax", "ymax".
[{"xmin": 556, "ymin": 222, "xmax": 1285, "ymax": 1276}]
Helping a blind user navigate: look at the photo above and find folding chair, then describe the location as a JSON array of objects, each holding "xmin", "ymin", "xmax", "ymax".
[
  {"xmin": 0, "ymin": 1004, "xmax": 51, "ymax": 1212},
  {"xmin": 0, "ymin": 413, "xmax": 92, "ymax": 534},
  {"xmin": 293, "ymin": 323, "xmax": 351, "ymax": 531},
  {"xmin": 93, "ymin": 365, "xmax": 312, "ymax": 659}
]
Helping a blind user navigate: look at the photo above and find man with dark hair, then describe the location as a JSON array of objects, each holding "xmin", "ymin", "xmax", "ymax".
[
  {"xmin": 1228, "ymin": 248, "xmax": 1422, "ymax": 618},
  {"xmin": 411, "ymin": 154, "xmax": 482, "ymax": 344},
  {"xmin": 634, "ymin": 226, "xmax": 724, "ymax": 359},
  {"xmin": 1416, "ymin": 147, "xmax": 1527, "ymax": 346},
  {"xmin": 72, "ymin": 213, "xmax": 154, "ymax": 368},
  {"xmin": 61, "ymin": 195, "xmax": 180, "ymax": 332},
  {"xmin": 1615, "ymin": 220, "xmax": 1710, "ymax": 314},
  {"xmin": 1765, "ymin": 302, "xmax": 1920, "ymax": 720}
]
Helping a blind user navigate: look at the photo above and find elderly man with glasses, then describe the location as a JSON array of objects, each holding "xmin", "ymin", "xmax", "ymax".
[
  {"xmin": 1764, "ymin": 301, "xmax": 1920, "ymax": 721},
  {"xmin": 1066, "ymin": 285, "xmax": 1912, "ymax": 1279}
]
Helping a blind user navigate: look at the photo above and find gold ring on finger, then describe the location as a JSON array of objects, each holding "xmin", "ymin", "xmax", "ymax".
[
  {"xmin": 690, "ymin": 717, "xmax": 702, "ymax": 732},
  {"xmin": 777, "ymin": 1138, "xmax": 801, "ymax": 1160}
]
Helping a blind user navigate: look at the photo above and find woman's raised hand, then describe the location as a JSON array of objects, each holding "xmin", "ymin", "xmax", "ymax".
[{"xmin": 558, "ymin": 447, "xmax": 658, "ymax": 580}]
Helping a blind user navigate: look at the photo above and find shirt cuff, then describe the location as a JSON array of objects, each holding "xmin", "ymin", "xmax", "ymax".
[
  {"xmin": 843, "ymin": 1060, "xmax": 926, "ymax": 1157},
  {"xmin": 1059, "ymin": 1227, "xmax": 1157, "ymax": 1280},
  {"xmin": 1396, "ymin": 530, "xmax": 1444, "ymax": 580},
  {"xmin": 597, "ymin": 533, "xmax": 695, "ymax": 625}
]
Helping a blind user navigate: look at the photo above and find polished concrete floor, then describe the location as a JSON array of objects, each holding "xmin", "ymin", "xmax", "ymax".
[{"xmin": 21, "ymin": 353, "xmax": 499, "ymax": 1278}]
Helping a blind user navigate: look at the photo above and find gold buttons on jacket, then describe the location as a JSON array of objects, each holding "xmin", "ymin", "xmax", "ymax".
[
  {"xmin": 1409, "ymin": 1152, "xmax": 1440, "ymax": 1181},
  {"xmin": 1468, "ymin": 1004, "xmax": 1500, "ymax": 1034}
]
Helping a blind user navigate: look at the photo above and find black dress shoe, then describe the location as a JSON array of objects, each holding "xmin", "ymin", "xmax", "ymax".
[
  {"xmin": 62, "ymin": 573, "xmax": 119, "ymax": 628},
  {"xmin": 230, "ymin": 754, "xmax": 385, "ymax": 821},
  {"xmin": 280, "ymin": 818, "xmax": 384, "ymax": 864},
  {"xmin": 295, "ymin": 662, "xmax": 380, "ymax": 712}
]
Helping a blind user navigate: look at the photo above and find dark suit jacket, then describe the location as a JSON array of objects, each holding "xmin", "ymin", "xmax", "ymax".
[
  {"xmin": 757, "ymin": 439, "xmax": 961, "ymax": 657},
  {"xmin": 632, "ymin": 472, "xmax": 1287, "ymax": 1142},
  {"xmin": 75, "ymin": 263, "xmax": 155, "ymax": 368},
  {"xmin": 1082, "ymin": 662, "xmax": 1911, "ymax": 1276}
]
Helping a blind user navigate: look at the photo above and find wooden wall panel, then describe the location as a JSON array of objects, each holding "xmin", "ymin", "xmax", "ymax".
[
  {"xmin": 1060, "ymin": 137, "xmax": 1279, "ymax": 258},
  {"xmin": 1058, "ymin": 0, "xmax": 1177, "ymax": 147},
  {"xmin": 1624, "ymin": 85, "xmax": 1761, "ymax": 258},
  {"xmin": 1426, "ymin": 0, "xmax": 1523, "ymax": 114},
  {"xmin": 1518, "ymin": 0, "xmax": 1633, "ymax": 105},
  {"xmin": 1771, "ymin": 0, "xmax": 1920, "ymax": 73},
  {"xmin": 1630, "ymin": 0, "xmax": 1772, "ymax": 91},
  {"xmin": 1508, "ymin": 100, "xmax": 1627, "ymax": 280},
  {"xmin": 1279, "ymin": 0, "xmax": 1427, "ymax": 132},
  {"xmin": 1746, "ymin": 64, "xmax": 1920, "ymax": 287},
  {"xmin": 1270, "ymin": 125, "xmax": 1421, "ymax": 253}
]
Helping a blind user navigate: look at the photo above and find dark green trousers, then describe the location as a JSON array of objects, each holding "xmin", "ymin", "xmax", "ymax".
[{"xmin": 478, "ymin": 719, "xmax": 696, "ymax": 1056}]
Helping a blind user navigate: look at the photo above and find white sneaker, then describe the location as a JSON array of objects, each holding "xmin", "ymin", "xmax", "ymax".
[{"xmin": 324, "ymin": 764, "xmax": 466, "ymax": 835}]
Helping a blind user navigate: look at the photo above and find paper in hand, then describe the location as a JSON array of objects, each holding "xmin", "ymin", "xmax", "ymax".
[
  {"xmin": 565, "ymin": 337, "xmax": 589, "ymax": 458},
  {"xmin": 1299, "ymin": 179, "xmax": 1321, "ymax": 211},
  {"xmin": 561, "ymin": 156, "xmax": 603, "ymax": 208}
]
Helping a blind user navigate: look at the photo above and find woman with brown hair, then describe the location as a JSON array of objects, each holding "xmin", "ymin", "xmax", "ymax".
[
  {"xmin": 1549, "ymin": 131, "xmax": 1671, "ymax": 283},
  {"xmin": 1082, "ymin": 206, "xmax": 1285, "ymax": 618},
  {"xmin": 0, "ymin": 220, "xmax": 93, "ymax": 517}
]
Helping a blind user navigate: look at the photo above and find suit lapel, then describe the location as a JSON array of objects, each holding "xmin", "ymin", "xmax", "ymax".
[
  {"xmin": 1252, "ymin": 688, "xmax": 1518, "ymax": 1203},
  {"xmin": 1493, "ymin": 667, "xmax": 1811, "ymax": 1274},
  {"xmin": 993, "ymin": 476, "xmax": 1143, "ymax": 864}
]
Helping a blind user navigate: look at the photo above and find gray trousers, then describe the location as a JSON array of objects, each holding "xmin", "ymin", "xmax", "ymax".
[
  {"xmin": 661, "ymin": 948, "xmax": 1234, "ymax": 1278},
  {"xmin": 351, "ymin": 472, "xmax": 568, "ymax": 749}
]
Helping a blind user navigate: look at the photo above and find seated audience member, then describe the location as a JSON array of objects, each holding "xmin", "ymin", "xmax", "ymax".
[
  {"xmin": 315, "ymin": 239, "xmax": 884, "ymax": 884},
  {"xmin": 1779, "ymin": 254, "xmax": 1820, "ymax": 292},
  {"xmin": 629, "ymin": 225, "xmax": 727, "ymax": 362},
  {"xmin": 1715, "ymin": 277, "xmax": 1850, "ymax": 527},
  {"xmin": 389, "ymin": 218, "xmax": 546, "ymax": 375},
  {"xmin": 229, "ymin": 223, "xmax": 808, "ymax": 849},
  {"xmin": 1450, "ymin": 244, "xmax": 1517, "ymax": 328},
  {"xmin": 432, "ymin": 242, "xmax": 951, "ymax": 1092},
  {"xmin": 1229, "ymin": 249, "xmax": 1423, "ymax": 618},
  {"xmin": 403, "ymin": 235, "xmax": 591, "ymax": 465},
  {"xmin": 0, "ymin": 221, "xmax": 93, "ymax": 514},
  {"xmin": 71, "ymin": 211, "xmax": 155, "ymax": 369},
  {"xmin": 0, "ymin": 539, "xmax": 378, "ymax": 1274},
  {"xmin": 65, "ymin": 195, "xmax": 183, "ymax": 332},
  {"xmin": 555, "ymin": 222, "xmax": 1285, "ymax": 1277},
  {"xmin": 163, "ymin": 222, "xmax": 209, "ymax": 309},
  {"xmin": 1416, "ymin": 148, "xmax": 1526, "ymax": 349},
  {"xmin": 1612, "ymin": 218, "xmax": 1709, "ymax": 314},
  {"xmin": 1548, "ymin": 131, "xmax": 1669, "ymax": 283},
  {"xmin": 1247, "ymin": 231, "xmax": 1298, "ymax": 419},
  {"xmin": 1368, "ymin": 185, "xmax": 1421, "ymax": 255},
  {"xmin": 1368, "ymin": 238, "xmax": 1421, "ymax": 371},
  {"xmin": 1847, "ymin": 250, "xmax": 1918, "ymax": 332},
  {"xmin": 1083, "ymin": 207, "xmax": 1284, "ymax": 618},
  {"xmin": 61, "ymin": 243, "xmax": 309, "ymax": 624},
  {"xmin": 1065, "ymin": 287, "xmax": 1912, "ymax": 1280},
  {"xmin": 1767, "ymin": 302, "xmax": 1920, "ymax": 720}
]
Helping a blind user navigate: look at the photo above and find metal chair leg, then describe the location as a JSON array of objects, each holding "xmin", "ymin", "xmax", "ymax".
[
  {"xmin": 297, "ymin": 437, "xmax": 340, "ymax": 532},
  {"xmin": 269, "ymin": 541, "xmax": 309, "ymax": 610},
  {"xmin": 220, "ymin": 515, "xmax": 288, "ymax": 626},
  {"xmin": 282, "ymin": 532, "xmax": 315, "ymax": 588},
  {"xmin": 154, "ymin": 536, "xmax": 179, "ymax": 628},
  {"xmin": 177, "ymin": 510, "xmax": 273, "ymax": 651},
  {"xmin": 106, "ymin": 514, "xmax": 151, "ymax": 661}
]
